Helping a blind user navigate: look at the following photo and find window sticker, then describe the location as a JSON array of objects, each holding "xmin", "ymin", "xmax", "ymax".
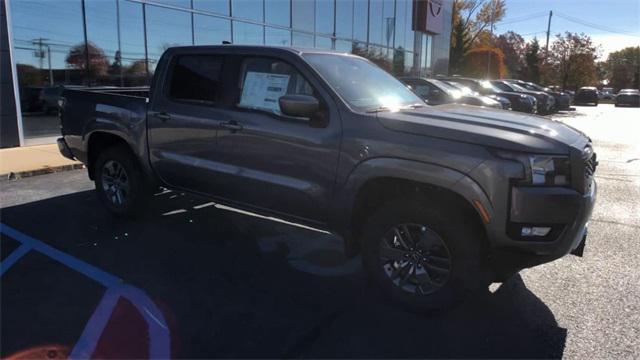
[{"xmin": 239, "ymin": 72, "xmax": 290, "ymax": 112}]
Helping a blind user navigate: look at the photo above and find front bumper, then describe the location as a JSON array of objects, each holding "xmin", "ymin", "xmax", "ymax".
[{"xmin": 490, "ymin": 180, "xmax": 597, "ymax": 279}]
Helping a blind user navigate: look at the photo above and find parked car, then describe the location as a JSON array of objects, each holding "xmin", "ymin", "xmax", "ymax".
[
  {"xmin": 615, "ymin": 89, "xmax": 640, "ymax": 107},
  {"xmin": 600, "ymin": 87, "xmax": 615, "ymax": 100},
  {"xmin": 399, "ymin": 77, "xmax": 502, "ymax": 109},
  {"xmin": 444, "ymin": 81, "xmax": 512, "ymax": 110},
  {"xmin": 491, "ymin": 80, "xmax": 556, "ymax": 114},
  {"xmin": 574, "ymin": 87, "xmax": 599, "ymax": 106},
  {"xmin": 505, "ymin": 79, "xmax": 571, "ymax": 111},
  {"xmin": 58, "ymin": 45, "xmax": 596, "ymax": 312},
  {"xmin": 440, "ymin": 77, "xmax": 536, "ymax": 113}
]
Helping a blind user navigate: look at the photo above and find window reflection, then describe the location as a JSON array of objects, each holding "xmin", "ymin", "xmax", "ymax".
[
  {"xmin": 292, "ymin": 32, "xmax": 314, "ymax": 47},
  {"xmin": 266, "ymin": 27, "xmax": 291, "ymax": 46},
  {"xmin": 146, "ymin": 5, "xmax": 192, "ymax": 71},
  {"xmin": 193, "ymin": 0, "xmax": 229, "ymax": 15},
  {"xmin": 335, "ymin": 0, "xmax": 353, "ymax": 39},
  {"xmin": 315, "ymin": 0, "xmax": 334, "ymax": 35},
  {"xmin": 266, "ymin": 0, "xmax": 290, "ymax": 26},
  {"xmin": 315, "ymin": 36, "xmax": 332, "ymax": 49},
  {"xmin": 194, "ymin": 15, "xmax": 231, "ymax": 45},
  {"xmin": 353, "ymin": 0, "xmax": 367, "ymax": 42},
  {"xmin": 233, "ymin": 21, "xmax": 264, "ymax": 45},
  {"xmin": 292, "ymin": 0, "xmax": 314, "ymax": 32},
  {"xmin": 232, "ymin": 0, "xmax": 263, "ymax": 22}
]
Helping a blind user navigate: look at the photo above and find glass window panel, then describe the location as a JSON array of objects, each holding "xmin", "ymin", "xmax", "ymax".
[
  {"xmin": 118, "ymin": 1, "xmax": 148, "ymax": 86},
  {"xmin": 232, "ymin": 0, "xmax": 263, "ymax": 22},
  {"xmin": 292, "ymin": 0, "xmax": 314, "ymax": 32},
  {"xmin": 150, "ymin": 0, "xmax": 191, "ymax": 8},
  {"xmin": 394, "ymin": 0, "xmax": 406, "ymax": 49},
  {"xmin": 146, "ymin": 5, "xmax": 193, "ymax": 71},
  {"xmin": 233, "ymin": 21, "xmax": 264, "ymax": 45},
  {"xmin": 315, "ymin": 36, "xmax": 332, "ymax": 49},
  {"xmin": 194, "ymin": 15, "xmax": 231, "ymax": 45},
  {"xmin": 392, "ymin": 48, "xmax": 408, "ymax": 75},
  {"xmin": 10, "ymin": 0, "xmax": 85, "ymax": 140},
  {"xmin": 335, "ymin": 40, "xmax": 353, "ymax": 53},
  {"xmin": 193, "ymin": 0, "xmax": 230, "ymax": 15},
  {"xmin": 353, "ymin": 0, "xmax": 367, "ymax": 42},
  {"xmin": 315, "ymin": 0, "xmax": 334, "ymax": 35},
  {"xmin": 335, "ymin": 0, "xmax": 353, "ymax": 39},
  {"xmin": 265, "ymin": 27, "xmax": 291, "ymax": 46},
  {"xmin": 266, "ymin": 0, "xmax": 290, "ymax": 26},
  {"xmin": 292, "ymin": 32, "xmax": 314, "ymax": 47},
  {"xmin": 85, "ymin": 0, "xmax": 120, "ymax": 86},
  {"xmin": 404, "ymin": 0, "xmax": 413, "ymax": 52},
  {"xmin": 238, "ymin": 57, "xmax": 314, "ymax": 115},
  {"xmin": 383, "ymin": 0, "xmax": 395, "ymax": 48},
  {"xmin": 169, "ymin": 55, "xmax": 223, "ymax": 103},
  {"xmin": 404, "ymin": 51, "xmax": 414, "ymax": 74},
  {"xmin": 368, "ymin": 0, "xmax": 383, "ymax": 45}
]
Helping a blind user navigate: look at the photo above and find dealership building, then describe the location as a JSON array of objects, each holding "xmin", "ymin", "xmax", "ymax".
[{"xmin": 1, "ymin": 0, "xmax": 452, "ymax": 148}]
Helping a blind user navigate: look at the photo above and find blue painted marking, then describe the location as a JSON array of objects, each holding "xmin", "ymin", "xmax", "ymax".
[
  {"xmin": 0, "ymin": 224, "xmax": 120, "ymax": 287},
  {"xmin": 0, "ymin": 243, "xmax": 32, "ymax": 276},
  {"xmin": 0, "ymin": 224, "xmax": 171, "ymax": 359}
]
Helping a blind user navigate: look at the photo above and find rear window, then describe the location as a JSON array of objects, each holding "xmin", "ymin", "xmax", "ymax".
[{"xmin": 169, "ymin": 55, "xmax": 223, "ymax": 104}]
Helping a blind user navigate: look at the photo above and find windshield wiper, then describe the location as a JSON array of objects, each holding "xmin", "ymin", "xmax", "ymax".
[
  {"xmin": 366, "ymin": 106, "xmax": 392, "ymax": 113},
  {"xmin": 403, "ymin": 103, "xmax": 425, "ymax": 109}
]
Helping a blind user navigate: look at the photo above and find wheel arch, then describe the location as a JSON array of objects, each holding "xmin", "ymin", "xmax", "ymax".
[
  {"xmin": 85, "ymin": 131, "xmax": 135, "ymax": 180},
  {"xmin": 331, "ymin": 158, "xmax": 493, "ymax": 256}
]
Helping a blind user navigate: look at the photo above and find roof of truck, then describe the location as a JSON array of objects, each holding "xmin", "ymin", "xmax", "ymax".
[{"xmin": 165, "ymin": 44, "xmax": 352, "ymax": 56}]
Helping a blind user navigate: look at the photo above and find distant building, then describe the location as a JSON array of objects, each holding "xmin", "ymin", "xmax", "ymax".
[{"xmin": 1, "ymin": 0, "xmax": 452, "ymax": 147}]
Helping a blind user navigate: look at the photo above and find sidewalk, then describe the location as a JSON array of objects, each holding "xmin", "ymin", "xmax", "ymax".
[{"xmin": 0, "ymin": 144, "xmax": 83, "ymax": 180}]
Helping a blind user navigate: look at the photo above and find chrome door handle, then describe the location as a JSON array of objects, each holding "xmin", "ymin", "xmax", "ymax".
[
  {"xmin": 220, "ymin": 121, "xmax": 243, "ymax": 131},
  {"xmin": 153, "ymin": 112, "xmax": 171, "ymax": 121}
]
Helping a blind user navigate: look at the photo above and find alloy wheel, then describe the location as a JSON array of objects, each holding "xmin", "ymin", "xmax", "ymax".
[{"xmin": 101, "ymin": 160, "xmax": 130, "ymax": 206}]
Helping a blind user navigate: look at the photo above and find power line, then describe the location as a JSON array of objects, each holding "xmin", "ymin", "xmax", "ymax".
[
  {"xmin": 555, "ymin": 12, "xmax": 640, "ymax": 38},
  {"xmin": 495, "ymin": 12, "xmax": 549, "ymax": 26}
]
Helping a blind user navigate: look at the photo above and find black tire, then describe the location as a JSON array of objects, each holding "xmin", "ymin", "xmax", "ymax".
[
  {"xmin": 361, "ymin": 198, "xmax": 490, "ymax": 313},
  {"xmin": 94, "ymin": 145, "xmax": 151, "ymax": 218}
]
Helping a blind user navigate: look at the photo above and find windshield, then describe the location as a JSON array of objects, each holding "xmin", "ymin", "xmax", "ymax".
[
  {"xmin": 508, "ymin": 82, "xmax": 530, "ymax": 92},
  {"xmin": 303, "ymin": 54, "xmax": 423, "ymax": 111}
]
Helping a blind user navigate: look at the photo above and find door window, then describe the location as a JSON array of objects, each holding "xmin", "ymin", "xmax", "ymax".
[
  {"xmin": 168, "ymin": 55, "xmax": 224, "ymax": 104},
  {"xmin": 237, "ymin": 57, "xmax": 314, "ymax": 115}
]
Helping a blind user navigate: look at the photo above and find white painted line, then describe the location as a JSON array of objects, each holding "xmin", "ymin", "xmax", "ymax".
[
  {"xmin": 162, "ymin": 209, "xmax": 187, "ymax": 216},
  {"xmin": 193, "ymin": 202, "xmax": 216, "ymax": 209}
]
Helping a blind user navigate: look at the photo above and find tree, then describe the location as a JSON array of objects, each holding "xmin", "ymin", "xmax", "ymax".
[
  {"xmin": 65, "ymin": 42, "xmax": 109, "ymax": 82},
  {"xmin": 450, "ymin": 18, "xmax": 472, "ymax": 74},
  {"xmin": 462, "ymin": 46, "xmax": 506, "ymax": 79},
  {"xmin": 605, "ymin": 46, "xmax": 640, "ymax": 90},
  {"xmin": 495, "ymin": 31, "xmax": 526, "ymax": 77},
  {"xmin": 523, "ymin": 38, "xmax": 541, "ymax": 83},
  {"xmin": 545, "ymin": 32, "xmax": 599, "ymax": 90}
]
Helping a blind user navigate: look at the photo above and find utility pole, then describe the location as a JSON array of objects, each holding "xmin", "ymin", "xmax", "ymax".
[
  {"xmin": 545, "ymin": 10, "xmax": 553, "ymax": 54},
  {"xmin": 32, "ymin": 38, "xmax": 53, "ymax": 84},
  {"xmin": 47, "ymin": 45, "xmax": 53, "ymax": 85},
  {"xmin": 486, "ymin": 0, "xmax": 494, "ymax": 78}
]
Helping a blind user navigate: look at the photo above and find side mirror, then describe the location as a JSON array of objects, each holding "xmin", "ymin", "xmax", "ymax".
[{"xmin": 279, "ymin": 94, "xmax": 319, "ymax": 118}]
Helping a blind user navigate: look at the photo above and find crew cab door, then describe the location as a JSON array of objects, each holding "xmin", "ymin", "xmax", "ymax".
[
  {"xmin": 212, "ymin": 55, "xmax": 342, "ymax": 224},
  {"xmin": 147, "ymin": 53, "xmax": 233, "ymax": 193}
]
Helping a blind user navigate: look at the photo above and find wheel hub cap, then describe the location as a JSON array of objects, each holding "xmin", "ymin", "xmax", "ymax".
[
  {"xmin": 101, "ymin": 160, "xmax": 129, "ymax": 206},
  {"xmin": 379, "ymin": 223, "xmax": 452, "ymax": 295}
]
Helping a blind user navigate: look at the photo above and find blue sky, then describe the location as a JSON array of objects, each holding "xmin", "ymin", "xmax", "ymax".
[{"xmin": 495, "ymin": 0, "xmax": 640, "ymax": 59}]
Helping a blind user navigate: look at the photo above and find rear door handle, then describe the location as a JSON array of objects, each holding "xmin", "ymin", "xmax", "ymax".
[
  {"xmin": 153, "ymin": 112, "xmax": 171, "ymax": 121},
  {"xmin": 220, "ymin": 121, "xmax": 243, "ymax": 132}
]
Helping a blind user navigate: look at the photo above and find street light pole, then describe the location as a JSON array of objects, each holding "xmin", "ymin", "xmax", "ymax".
[
  {"xmin": 486, "ymin": 0, "xmax": 494, "ymax": 78},
  {"xmin": 47, "ymin": 45, "xmax": 53, "ymax": 85},
  {"xmin": 545, "ymin": 10, "xmax": 553, "ymax": 55}
]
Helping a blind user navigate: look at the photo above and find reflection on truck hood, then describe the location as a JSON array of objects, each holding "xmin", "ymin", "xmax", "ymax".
[{"xmin": 378, "ymin": 104, "xmax": 586, "ymax": 154}]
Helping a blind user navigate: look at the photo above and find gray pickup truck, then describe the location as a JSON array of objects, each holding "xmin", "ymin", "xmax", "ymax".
[{"xmin": 58, "ymin": 45, "xmax": 597, "ymax": 312}]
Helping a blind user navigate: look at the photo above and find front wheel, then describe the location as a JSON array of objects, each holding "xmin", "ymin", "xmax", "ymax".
[
  {"xmin": 94, "ymin": 145, "xmax": 151, "ymax": 218},
  {"xmin": 362, "ymin": 199, "xmax": 490, "ymax": 313}
]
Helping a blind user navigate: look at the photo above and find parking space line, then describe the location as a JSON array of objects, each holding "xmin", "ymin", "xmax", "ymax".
[
  {"xmin": 0, "ymin": 243, "xmax": 31, "ymax": 276},
  {"xmin": 0, "ymin": 224, "xmax": 171, "ymax": 359}
]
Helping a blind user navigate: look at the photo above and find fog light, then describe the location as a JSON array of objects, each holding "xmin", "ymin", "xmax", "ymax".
[{"xmin": 521, "ymin": 226, "xmax": 551, "ymax": 237}]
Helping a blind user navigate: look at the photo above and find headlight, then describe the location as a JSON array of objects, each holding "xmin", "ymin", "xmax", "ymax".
[
  {"xmin": 529, "ymin": 156, "xmax": 570, "ymax": 186},
  {"xmin": 494, "ymin": 151, "xmax": 571, "ymax": 186}
]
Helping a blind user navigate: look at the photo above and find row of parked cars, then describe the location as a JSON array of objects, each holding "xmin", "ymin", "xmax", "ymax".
[{"xmin": 400, "ymin": 77, "xmax": 640, "ymax": 112}]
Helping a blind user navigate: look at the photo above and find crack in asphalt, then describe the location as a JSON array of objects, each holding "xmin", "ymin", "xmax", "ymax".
[{"xmin": 591, "ymin": 218, "xmax": 640, "ymax": 229}]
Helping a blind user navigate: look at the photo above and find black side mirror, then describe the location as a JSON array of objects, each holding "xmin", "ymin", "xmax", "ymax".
[{"xmin": 279, "ymin": 94, "xmax": 319, "ymax": 118}]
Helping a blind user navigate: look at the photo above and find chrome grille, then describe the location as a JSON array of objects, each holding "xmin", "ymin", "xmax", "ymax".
[{"xmin": 583, "ymin": 147, "xmax": 597, "ymax": 193}]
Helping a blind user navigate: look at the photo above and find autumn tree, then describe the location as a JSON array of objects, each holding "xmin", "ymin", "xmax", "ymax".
[
  {"xmin": 523, "ymin": 38, "xmax": 541, "ymax": 83},
  {"xmin": 545, "ymin": 32, "xmax": 599, "ymax": 90},
  {"xmin": 605, "ymin": 46, "xmax": 640, "ymax": 90},
  {"xmin": 65, "ymin": 42, "xmax": 109, "ymax": 83},
  {"xmin": 463, "ymin": 46, "xmax": 506, "ymax": 79},
  {"xmin": 495, "ymin": 31, "xmax": 526, "ymax": 77}
]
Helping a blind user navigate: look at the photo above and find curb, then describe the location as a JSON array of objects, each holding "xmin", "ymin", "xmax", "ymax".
[{"xmin": 1, "ymin": 164, "xmax": 85, "ymax": 181}]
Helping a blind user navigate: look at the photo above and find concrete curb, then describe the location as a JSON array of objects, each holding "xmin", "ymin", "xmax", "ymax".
[{"xmin": 1, "ymin": 164, "xmax": 85, "ymax": 181}]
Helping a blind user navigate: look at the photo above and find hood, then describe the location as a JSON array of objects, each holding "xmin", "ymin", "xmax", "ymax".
[{"xmin": 377, "ymin": 104, "xmax": 588, "ymax": 154}]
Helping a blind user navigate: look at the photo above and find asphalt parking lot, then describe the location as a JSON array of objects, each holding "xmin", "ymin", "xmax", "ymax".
[{"xmin": 1, "ymin": 104, "xmax": 639, "ymax": 358}]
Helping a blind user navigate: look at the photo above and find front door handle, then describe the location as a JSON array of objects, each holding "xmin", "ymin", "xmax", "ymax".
[
  {"xmin": 220, "ymin": 121, "xmax": 243, "ymax": 132},
  {"xmin": 153, "ymin": 112, "xmax": 171, "ymax": 121}
]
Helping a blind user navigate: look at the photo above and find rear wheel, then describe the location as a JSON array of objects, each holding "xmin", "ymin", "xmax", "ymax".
[
  {"xmin": 94, "ymin": 145, "xmax": 150, "ymax": 218},
  {"xmin": 362, "ymin": 199, "xmax": 490, "ymax": 313}
]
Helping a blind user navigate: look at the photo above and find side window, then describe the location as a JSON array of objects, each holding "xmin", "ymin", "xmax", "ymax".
[
  {"xmin": 168, "ymin": 55, "xmax": 223, "ymax": 104},
  {"xmin": 237, "ymin": 57, "xmax": 314, "ymax": 115}
]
